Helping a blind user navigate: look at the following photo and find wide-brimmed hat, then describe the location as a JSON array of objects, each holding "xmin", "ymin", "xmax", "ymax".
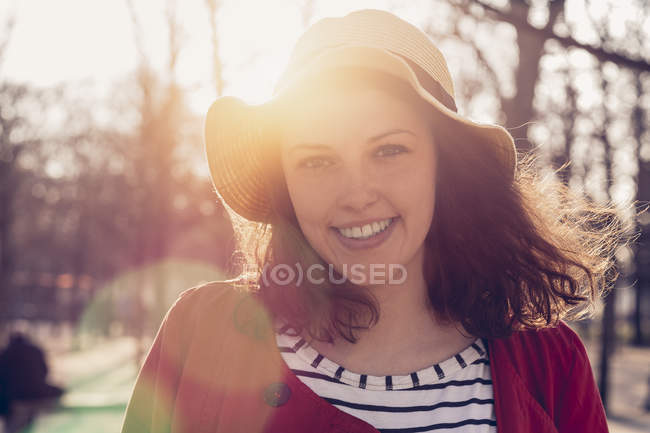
[{"xmin": 204, "ymin": 8, "xmax": 517, "ymax": 223}]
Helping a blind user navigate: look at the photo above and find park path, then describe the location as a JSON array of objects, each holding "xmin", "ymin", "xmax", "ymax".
[
  {"xmin": 583, "ymin": 340, "xmax": 650, "ymax": 433},
  {"xmin": 21, "ymin": 337, "xmax": 139, "ymax": 433}
]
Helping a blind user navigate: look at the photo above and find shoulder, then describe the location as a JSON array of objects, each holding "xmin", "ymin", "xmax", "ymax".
[
  {"xmin": 164, "ymin": 280, "xmax": 273, "ymax": 341},
  {"xmin": 490, "ymin": 320, "xmax": 590, "ymax": 380},
  {"xmin": 492, "ymin": 320, "xmax": 585, "ymax": 363},
  {"xmin": 166, "ymin": 279, "xmax": 253, "ymax": 321},
  {"xmin": 489, "ymin": 321, "xmax": 596, "ymax": 413},
  {"xmin": 173, "ymin": 278, "xmax": 247, "ymax": 304}
]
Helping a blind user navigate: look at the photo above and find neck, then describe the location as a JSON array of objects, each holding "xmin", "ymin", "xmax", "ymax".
[
  {"xmin": 347, "ymin": 270, "xmax": 455, "ymax": 350},
  {"xmin": 302, "ymin": 258, "xmax": 476, "ymax": 375},
  {"xmin": 351, "ymin": 245, "xmax": 447, "ymax": 346}
]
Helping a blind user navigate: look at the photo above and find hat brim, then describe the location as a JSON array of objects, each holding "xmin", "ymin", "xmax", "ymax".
[{"xmin": 205, "ymin": 45, "xmax": 518, "ymax": 223}]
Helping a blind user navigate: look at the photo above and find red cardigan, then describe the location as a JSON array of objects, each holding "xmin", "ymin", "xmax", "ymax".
[{"xmin": 120, "ymin": 282, "xmax": 609, "ymax": 433}]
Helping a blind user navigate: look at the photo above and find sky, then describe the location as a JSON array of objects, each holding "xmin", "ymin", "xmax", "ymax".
[
  {"xmin": 1, "ymin": 0, "xmax": 638, "ymax": 102},
  {"xmin": 0, "ymin": 0, "xmax": 419, "ymax": 115}
]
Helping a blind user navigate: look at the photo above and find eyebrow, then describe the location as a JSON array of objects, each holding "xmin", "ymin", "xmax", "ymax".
[{"xmin": 287, "ymin": 128, "xmax": 416, "ymax": 155}]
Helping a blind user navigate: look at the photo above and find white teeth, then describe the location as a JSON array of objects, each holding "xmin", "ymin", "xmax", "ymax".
[{"xmin": 337, "ymin": 218, "xmax": 394, "ymax": 239}]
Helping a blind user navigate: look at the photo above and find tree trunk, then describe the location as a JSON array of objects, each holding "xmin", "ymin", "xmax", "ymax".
[
  {"xmin": 502, "ymin": 0, "xmax": 564, "ymax": 155},
  {"xmin": 632, "ymin": 74, "xmax": 649, "ymax": 346}
]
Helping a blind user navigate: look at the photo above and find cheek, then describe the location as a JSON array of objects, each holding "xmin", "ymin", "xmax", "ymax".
[
  {"xmin": 284, "ymin": 172, "xmax": 334, "ymax": 228},
  {"xmin": 392, "ymin": 155, "xmax": 437, "ymax": 221},
  {"xmin": 285, "ymin": 179, "xmax": 336, "ymax": 261}
]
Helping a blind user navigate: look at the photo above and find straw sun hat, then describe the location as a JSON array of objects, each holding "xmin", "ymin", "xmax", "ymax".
[{"xmin": 204, "ymin": 8, "xmax": 518, "ymax": 223}]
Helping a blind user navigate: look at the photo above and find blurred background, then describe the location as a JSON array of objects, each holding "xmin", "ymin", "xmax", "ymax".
[{"xmin": 0, "ymin": 0, "xmax": 648, "ymax": 432}]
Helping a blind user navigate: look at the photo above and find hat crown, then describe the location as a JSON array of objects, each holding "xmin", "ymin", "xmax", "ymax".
[{"xmin": 274, "ymin": 9, "xmax": 455, "ymax": 101}]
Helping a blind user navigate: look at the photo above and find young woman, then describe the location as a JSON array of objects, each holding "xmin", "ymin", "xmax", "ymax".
[{"xmin": 122, "ymin": 9, "xmax": 625, "ymax": 433}]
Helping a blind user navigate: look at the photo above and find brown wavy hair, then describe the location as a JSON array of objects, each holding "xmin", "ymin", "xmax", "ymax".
[{"xmin": 225, "ymin": 66, "xmax": 633, "ymax": 342}]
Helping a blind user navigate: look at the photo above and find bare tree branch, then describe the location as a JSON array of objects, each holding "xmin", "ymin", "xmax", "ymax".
[
  {"xmin": 301, "ymin": 0, "xmax": 316, "ymax": 26},
  {"xmin": 125, "ymin": 0, "xmax": 150, "ymax": 68},
  {"xmin": 204, "ymin": 0, "xmax": 224, "ymax": 96},
  {"xmin": 467, "ymin": 0, "xmax": 650, "ymax": 71},
  {"xmin": 0, "ymin": 5, "xmax": 16, "ymax": 75},
  {"xmin": 166, "ymin": 0, "xmax": 183, "ymax": 79}
]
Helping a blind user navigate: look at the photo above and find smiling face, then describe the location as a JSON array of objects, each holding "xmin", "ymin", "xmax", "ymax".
[{"xmin": 279, "ymin": 71, "xmax": 437, "ymax": 288}]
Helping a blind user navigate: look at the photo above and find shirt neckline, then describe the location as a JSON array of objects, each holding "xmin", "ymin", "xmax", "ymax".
[{"xmin": 275, "ymin": 327, "xmax": 488, "ymax": 390}]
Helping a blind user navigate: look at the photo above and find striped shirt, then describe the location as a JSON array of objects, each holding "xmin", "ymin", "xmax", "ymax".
[{"xmin": 275, "ymin": 329, "xmax": 497, "ymax": 433}]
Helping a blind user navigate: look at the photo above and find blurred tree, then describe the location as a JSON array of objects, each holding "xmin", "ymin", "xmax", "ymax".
[
  {"xmin": 443, "ymin": 0, "xmax": 650, "ymax": 146},
  {"xmin": 123, "ymin": 0, "xmax": 234, "ymax": 362},
  {"xmin": 0, "ymin": 82, "xmax": 38, "ymax": 324},
  {"xmin": 0, "ymin": 11, "xmax": 44, "ymax": 326},
  {"xmin": 205, "ymin": 0, "xmax": 225, "ymax": 96},
  {"xmin": 1, "ymin": 1, "xmax": 234, "ymax": 347}
]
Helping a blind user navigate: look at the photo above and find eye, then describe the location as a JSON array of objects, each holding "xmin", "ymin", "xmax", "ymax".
[
  {"xmin": 376, "ymin": 144, "xmax": 409, "ymax": 157},
  {"xmin": 297, "ymin": 156, "xmax": 335, "ymax": 169}
]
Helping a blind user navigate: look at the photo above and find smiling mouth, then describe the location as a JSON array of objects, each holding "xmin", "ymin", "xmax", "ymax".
[{"xmin": 334, "ymin": 217, "xmax": 397, "ymax": 240}]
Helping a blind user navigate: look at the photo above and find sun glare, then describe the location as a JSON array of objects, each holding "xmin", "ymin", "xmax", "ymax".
[
  {"xmin": 217, "ymin": 1, "xmax": 304, "ymax": 105},
  {"xmin": 3, "ymin": 1, "xmax": 410, "ymax": 113}
]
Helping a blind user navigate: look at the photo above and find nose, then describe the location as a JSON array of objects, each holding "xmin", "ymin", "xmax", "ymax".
[{"xmin": 335, "ymin": 165, "xmax": 380, "ymax": 212}]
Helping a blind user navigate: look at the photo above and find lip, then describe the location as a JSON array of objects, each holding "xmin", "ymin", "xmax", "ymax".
[{"xmin": 331, "ymin": 216, "xmax": 399, "ymax": 250}]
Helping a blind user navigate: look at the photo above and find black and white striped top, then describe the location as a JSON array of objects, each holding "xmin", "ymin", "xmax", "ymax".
[{"xmin": 275, "ymin": 328, "xmax": 497, "ymax": 432}]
